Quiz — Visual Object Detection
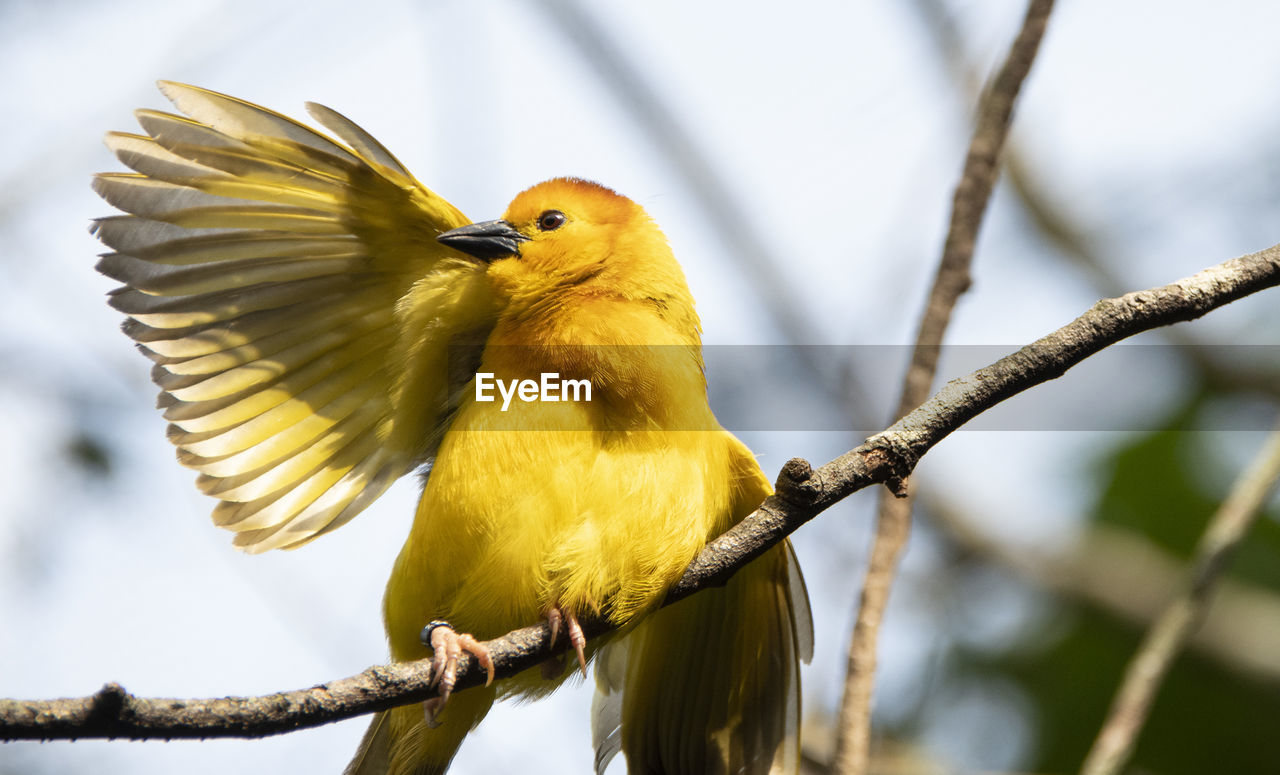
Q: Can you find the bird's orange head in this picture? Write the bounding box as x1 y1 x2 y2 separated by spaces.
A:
437 178 698 335
438 178 707 416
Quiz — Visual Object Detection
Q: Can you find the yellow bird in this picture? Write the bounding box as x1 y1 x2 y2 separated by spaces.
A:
94 82 811 774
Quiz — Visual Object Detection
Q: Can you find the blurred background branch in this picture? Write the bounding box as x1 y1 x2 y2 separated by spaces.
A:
907 0 1280 402
833 2 1057 773
1079 421 1280 775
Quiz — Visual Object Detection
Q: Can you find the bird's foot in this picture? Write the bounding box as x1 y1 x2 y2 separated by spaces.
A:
419 620 494 727
544 606 588 678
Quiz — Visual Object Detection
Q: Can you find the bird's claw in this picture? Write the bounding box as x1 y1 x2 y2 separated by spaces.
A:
418 620 495 725
544 607 588 678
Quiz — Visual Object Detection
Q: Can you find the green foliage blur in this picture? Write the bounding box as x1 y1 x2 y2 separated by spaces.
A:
929 390 1280 774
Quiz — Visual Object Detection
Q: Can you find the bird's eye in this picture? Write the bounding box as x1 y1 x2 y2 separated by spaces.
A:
536 210 567 231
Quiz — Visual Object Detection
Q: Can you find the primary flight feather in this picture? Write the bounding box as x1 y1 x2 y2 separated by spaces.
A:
95 81 811 774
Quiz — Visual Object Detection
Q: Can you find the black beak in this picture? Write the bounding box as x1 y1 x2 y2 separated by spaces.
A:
437 219 529 261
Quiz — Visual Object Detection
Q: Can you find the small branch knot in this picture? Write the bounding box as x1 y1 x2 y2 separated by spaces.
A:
861 435 917 497
89 682 128 724
775 457 820 507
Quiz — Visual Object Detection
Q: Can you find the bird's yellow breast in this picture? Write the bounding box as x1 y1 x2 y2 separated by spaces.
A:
382 298 738 680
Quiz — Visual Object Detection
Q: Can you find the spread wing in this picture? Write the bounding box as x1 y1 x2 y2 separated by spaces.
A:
94 81 494 552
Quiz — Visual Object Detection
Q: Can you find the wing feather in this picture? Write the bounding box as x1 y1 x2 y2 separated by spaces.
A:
95 82 495 550
149 307 382 375
156 323 387 401
103 131 226 182
195 387 382 501
168 360 383 461
306 102 412 177
97 251 366 296
128 289 379 358
209 428 376 530
134 110 358 190
175 403 377 479
232 458 402 551
157 81 363 168
92 216 235 255
105 130 359 209
114 233 361 268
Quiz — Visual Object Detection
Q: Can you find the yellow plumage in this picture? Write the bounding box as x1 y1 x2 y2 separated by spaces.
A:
96 82 811 774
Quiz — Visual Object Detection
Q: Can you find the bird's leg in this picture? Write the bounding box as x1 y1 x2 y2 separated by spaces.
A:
541 608 566 679
419 620 495 727
542 606 588 678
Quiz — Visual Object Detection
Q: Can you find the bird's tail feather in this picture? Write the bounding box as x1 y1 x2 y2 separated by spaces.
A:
593 540 811 774
345 686 497 775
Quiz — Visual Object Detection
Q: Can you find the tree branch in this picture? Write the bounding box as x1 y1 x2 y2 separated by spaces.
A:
1079 421 1280 775
832 1 1057 772
908 0 1280 402
3 240 1277 741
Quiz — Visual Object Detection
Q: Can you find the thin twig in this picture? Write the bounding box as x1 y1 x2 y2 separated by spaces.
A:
908 0 1280 401
1078 422 1280 775
2 241 1278 741
831 1 1057 772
